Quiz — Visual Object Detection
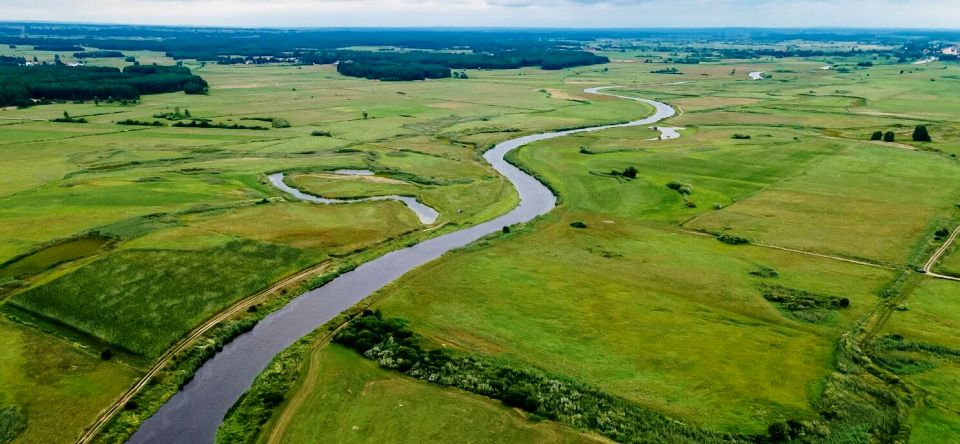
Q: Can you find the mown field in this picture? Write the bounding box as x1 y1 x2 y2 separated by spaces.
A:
247 51 960 443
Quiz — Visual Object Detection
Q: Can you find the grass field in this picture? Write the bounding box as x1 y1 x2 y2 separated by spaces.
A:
250 52 960 442
271 344 601 444
0 45 694 441
876 278 960 443
0 317 137 443
2 42 960 443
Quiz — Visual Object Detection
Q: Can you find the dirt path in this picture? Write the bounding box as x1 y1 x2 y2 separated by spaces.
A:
922 225 960 274
76 261 332 444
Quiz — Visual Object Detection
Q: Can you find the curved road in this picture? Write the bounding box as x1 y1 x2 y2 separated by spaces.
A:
125 87 676 444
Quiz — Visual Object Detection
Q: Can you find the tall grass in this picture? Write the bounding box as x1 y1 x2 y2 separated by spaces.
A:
9 240 312 357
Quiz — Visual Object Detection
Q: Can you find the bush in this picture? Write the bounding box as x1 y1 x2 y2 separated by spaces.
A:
622 166 638 179
870 130 883 140
666 180 683 190
311 130 332 137
678 184 693 195
883 131 895 142
758 283 850 323
569 221 588 229
731 134 751 140
717 233 749 245
749 266 780 278
912 125 931 142
100 348 113 360
0 405 27 443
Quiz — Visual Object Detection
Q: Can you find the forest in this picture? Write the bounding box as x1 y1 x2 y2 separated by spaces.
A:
0 64 207 107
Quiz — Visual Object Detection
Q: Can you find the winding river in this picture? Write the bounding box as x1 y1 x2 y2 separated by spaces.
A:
127 87 677 444
268 172 440 225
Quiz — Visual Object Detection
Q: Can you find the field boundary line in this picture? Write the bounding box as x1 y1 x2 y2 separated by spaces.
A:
675 228 896 270
76 261 333 444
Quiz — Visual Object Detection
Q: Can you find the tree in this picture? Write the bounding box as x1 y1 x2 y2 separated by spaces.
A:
362 110 369 119
912 125 932 142
883 131 895 142
870 130 883 140
622 166 638 179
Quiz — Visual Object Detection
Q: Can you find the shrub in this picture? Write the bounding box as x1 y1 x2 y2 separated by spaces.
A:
100 348 113 360
622 166 638 178
501 226 510 234
678 184 693 195
883 131 895 142
117 119 165 127
870 130 883 140
749 266 780 278
717 233 749 245
758 283 849 323
935 228 950 239
666 180 683 190
912 125 931 142
0 405 27 443
731 134 751 140
569 221 588 229
311 130 332 137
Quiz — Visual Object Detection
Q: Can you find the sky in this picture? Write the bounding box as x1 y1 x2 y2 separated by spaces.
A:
1 0 958 29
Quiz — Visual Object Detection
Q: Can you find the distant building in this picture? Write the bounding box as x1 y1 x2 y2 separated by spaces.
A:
943 46 960 56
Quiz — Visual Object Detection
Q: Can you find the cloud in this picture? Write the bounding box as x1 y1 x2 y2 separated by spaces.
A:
0 0 956 28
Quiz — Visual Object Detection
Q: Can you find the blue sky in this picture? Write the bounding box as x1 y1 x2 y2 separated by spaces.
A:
1 0 957 28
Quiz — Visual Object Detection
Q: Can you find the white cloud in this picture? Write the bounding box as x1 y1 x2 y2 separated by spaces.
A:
0 0 956 28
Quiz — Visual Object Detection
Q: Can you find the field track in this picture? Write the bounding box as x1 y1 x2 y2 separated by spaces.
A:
75 261 333 444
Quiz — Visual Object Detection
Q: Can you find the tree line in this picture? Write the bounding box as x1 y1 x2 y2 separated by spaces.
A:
0 64 207 108
328 49 609 81
73 50 126 59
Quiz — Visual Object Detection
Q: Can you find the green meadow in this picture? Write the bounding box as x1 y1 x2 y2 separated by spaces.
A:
270 344 602 444
248 52 960 443
2 40 960 443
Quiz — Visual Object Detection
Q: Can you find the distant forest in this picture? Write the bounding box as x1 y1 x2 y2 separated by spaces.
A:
0 65 207 107
1 24 956 83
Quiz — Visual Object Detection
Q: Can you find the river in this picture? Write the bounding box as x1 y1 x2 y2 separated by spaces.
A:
127 86 677 444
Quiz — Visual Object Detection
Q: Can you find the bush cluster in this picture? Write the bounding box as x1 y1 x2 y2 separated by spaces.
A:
172 120 268 130
759 283 849 323
717 233 749 245
117 119 165 127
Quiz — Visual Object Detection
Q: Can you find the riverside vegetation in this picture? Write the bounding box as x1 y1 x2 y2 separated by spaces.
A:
1 26 959 443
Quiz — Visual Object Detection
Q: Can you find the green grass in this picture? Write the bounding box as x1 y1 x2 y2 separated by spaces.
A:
879 279 960 443
375 214 892 433
0 235 111 279
688 144 960 265
8 239 313 357
2 46 960 442
0 318 136 444
241 54 960 441
273 344 600 444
